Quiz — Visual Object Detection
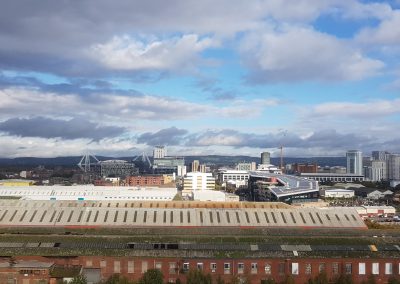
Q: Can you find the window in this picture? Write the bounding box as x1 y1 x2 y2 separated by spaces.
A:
372 263 379 275
155 262 162 270
251 263 258 274
210 263 217 272
224 263 231 274
265 264 271 275
128 261 134 274
385 263 393 275
168 263 177 274
183 263 189 272
86 260 92 267
238 263 244 274
305 263 312 275
197 263 204 271
345 263 352 275
332 263 339 275
291 263 299 275
142 261 148 273
319 263 326 273
114 261 121 273
359 263 366 275
278 263 285 275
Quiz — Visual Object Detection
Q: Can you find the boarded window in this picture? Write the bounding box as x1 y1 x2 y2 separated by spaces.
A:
305 263 312 275
128 261 134 273
114 261 121 273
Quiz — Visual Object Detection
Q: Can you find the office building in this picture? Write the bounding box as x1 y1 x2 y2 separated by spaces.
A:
236 162 256 171
153 146 166 159
218 170 250 188
387 154 400 181
261 152 271 165
346 150 363 175
183 172 215 191
372 151 387 161
153 156 185 175
191 160 200 172
364 160 386 182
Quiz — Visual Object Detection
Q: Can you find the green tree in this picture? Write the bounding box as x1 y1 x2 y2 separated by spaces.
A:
333 274 353 284
280 275 295 284
138 269 163 284
186 269 212 284
388 277 400 284
361 275 376 284
103 274 133 284
261 279 276 284
67 275 87 284
216 276 225 284
307 272 328 284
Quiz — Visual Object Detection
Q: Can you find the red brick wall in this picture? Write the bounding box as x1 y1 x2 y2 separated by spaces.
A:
126 175 164 186
4 256 400 284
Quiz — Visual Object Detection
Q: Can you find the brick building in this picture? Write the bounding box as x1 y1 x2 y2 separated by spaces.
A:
293 163 318 174
125 175 164 186
0 256 399 284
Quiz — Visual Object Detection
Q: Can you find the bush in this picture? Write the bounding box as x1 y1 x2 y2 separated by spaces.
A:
138 269 164 284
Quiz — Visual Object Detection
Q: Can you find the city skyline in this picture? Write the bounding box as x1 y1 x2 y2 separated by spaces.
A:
1 1 400 158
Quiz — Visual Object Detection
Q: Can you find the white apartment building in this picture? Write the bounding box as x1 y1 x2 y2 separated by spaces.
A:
183 172 215 191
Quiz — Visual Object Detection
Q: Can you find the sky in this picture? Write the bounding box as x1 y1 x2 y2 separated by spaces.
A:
0 0 399 158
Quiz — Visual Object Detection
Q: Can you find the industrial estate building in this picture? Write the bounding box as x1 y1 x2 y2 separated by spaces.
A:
0 185 177 201
0 200 366 229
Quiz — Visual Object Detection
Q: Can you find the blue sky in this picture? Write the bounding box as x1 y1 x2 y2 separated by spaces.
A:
0 0 399 158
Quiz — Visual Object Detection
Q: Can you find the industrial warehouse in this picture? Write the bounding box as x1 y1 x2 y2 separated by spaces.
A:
0 200 366 229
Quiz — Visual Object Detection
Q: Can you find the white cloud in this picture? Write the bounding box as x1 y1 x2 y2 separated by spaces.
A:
0 87 277 125
356 11 400 46
313 99 400 117
90 34 218 72
241 26 384 83
0 135 140 158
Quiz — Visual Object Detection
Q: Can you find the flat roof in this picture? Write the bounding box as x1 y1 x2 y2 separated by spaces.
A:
300 173 364 177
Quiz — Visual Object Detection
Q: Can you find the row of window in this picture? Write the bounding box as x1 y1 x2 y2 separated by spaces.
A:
84 259 400 276
180 262 399 276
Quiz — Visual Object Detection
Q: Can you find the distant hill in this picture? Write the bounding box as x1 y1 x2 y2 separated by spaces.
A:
0 155 346 168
